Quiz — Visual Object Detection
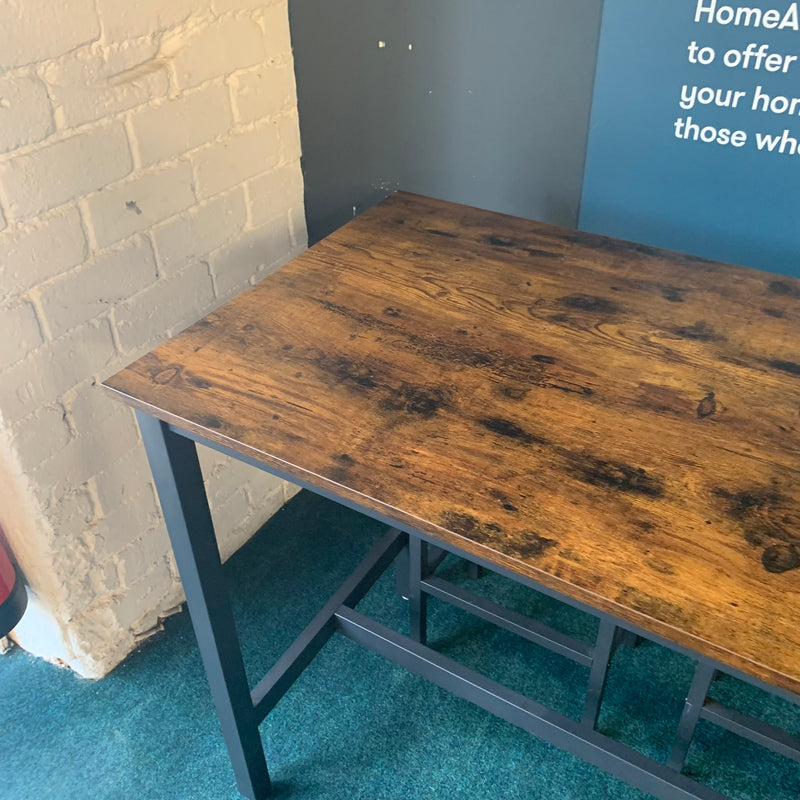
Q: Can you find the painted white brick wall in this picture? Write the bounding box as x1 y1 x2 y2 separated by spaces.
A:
0 0 307 677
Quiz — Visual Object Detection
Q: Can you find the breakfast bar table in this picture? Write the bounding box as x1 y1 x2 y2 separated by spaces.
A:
103 192 800 800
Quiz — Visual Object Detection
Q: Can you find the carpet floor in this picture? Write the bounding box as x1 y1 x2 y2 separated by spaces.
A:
1 490 799 800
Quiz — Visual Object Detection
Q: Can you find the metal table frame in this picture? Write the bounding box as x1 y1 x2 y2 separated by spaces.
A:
137 412 800 800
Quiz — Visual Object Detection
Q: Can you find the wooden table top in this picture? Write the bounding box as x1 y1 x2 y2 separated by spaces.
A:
104 192 800 696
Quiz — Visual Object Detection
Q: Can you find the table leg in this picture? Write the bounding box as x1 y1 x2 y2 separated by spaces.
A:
582 618 618 729
668 661 716 772
409 535 428 645
394 545 410 600
136 412 271 800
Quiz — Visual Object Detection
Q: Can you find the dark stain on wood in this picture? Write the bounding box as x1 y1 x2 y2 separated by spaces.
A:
153 366 181 384
769 280 800 298
560 294 621 315
189 376 212 389
762 544 800 574
489 488 519 513
768 359 800 376
383 307 402 317
426 228 458 238
662 286 686 303
201 415 223 429
314 354 377 389
477 417 546 446
499 385 529 401
697 392 717 419
713 485 800 572
550 383 594 397
515 531 558 558
381 383 450 419
335 453 356 466
674 321 721 342
565 453 665 498
524 248 563 259
440 511 502 541
763 307 785 318
440 511 556 560
488 236 516 248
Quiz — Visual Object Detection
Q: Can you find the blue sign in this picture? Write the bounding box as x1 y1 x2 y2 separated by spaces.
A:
580 0 800 276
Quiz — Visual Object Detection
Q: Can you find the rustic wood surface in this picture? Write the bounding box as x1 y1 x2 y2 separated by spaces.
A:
104 192 800 696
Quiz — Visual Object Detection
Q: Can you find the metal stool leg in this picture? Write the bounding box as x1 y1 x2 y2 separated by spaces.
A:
409 535 428 645
582 619 618 729
668 661 717 772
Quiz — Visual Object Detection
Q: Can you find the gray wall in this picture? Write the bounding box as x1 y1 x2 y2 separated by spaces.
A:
288 0 603 244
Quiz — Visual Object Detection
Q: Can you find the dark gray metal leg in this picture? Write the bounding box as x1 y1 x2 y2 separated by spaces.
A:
409 535 428 645
668 661 717 772
136 412 271 800
394 544 410 599
617 629 640 649
467 562 484 580
582 618 618 729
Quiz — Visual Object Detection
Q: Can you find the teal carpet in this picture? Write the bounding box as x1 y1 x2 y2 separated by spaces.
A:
2 491 799 800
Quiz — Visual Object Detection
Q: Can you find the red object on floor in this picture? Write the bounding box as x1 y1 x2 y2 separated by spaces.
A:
0 540 26 637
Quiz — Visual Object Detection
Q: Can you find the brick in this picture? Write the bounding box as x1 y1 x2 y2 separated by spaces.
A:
0 0 99 69
284 482 301 503
0 124 132 221
197 443 230 477
193 124 280 199
131 84 233 167
289 203 308 249
113 559 173 629
117 525 169 588
64 379 138 450
0 299 43 370
173 19 265 91
219 480 283 562
205 458 260 509
0 207 87 302
247 164 304 227
210 487 251 553
275 110 302 161
0 76 54 154
30 410 140 503
94 445 154 513
258 3 293 60
95 0 198 42
213 0 282 12
10 404 73 473
243 468 285 506
45 487 98 541
151 189 246 275
0 318 116 425
85 161 195 249
38 238 157 337
230 62 295 124
113 261 215 352
209 218 292 298
94 488 161 559
42 41 169 128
